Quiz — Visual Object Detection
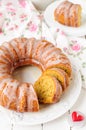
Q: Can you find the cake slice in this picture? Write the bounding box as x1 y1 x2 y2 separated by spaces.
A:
45 53 72 77
43 68 69 91
54 1 82 27
34 75 62 104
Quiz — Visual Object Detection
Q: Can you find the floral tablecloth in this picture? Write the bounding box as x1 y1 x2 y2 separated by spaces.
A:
0 0 42 43
0 0 86 87
0 1 86 129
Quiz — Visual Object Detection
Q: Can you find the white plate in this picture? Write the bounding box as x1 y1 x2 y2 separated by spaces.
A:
44 0 86 36
0 59 82 125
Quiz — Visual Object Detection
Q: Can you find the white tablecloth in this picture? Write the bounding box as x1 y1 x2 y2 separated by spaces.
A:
0 0 86 130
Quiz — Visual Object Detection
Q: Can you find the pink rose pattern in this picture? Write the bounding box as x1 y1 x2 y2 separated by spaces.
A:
60 31 66 36
6 7 16 13
20 13 28 22
0 13 3 17
0 0 40 36
19 0 27 8
71 43 81 52
6 2 13 7
62 39 86 76
27 22 37 32
63 40 82 56
29 24 37 32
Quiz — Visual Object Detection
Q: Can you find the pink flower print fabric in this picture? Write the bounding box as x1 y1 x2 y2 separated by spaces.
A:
19 0 27 8
71 43 81 52
27 22 37 32
0 0 41 44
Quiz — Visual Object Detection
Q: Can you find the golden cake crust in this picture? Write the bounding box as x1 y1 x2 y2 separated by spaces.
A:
0 37 72 112
54 1 82 27
43 68 69 91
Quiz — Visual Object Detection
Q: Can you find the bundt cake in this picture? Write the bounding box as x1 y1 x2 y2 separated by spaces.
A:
54 1 82 27
0 37 72 112
34 75 62 103
43 68 69 91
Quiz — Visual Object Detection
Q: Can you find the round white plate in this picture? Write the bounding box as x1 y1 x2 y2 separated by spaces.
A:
44 0 86 36
0 59 82 125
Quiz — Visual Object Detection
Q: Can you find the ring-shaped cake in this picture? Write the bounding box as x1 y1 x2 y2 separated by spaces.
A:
0 37 72 112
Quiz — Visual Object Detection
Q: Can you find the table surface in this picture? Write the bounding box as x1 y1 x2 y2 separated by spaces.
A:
0 0 86 130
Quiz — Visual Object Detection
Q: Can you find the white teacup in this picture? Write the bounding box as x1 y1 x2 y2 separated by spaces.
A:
29 0 54 10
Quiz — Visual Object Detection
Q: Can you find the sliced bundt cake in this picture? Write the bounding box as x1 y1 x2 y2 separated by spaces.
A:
45 53 71 77
43 68 69 91
54 1 82 27
34 75 62 104
0 37 72 112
